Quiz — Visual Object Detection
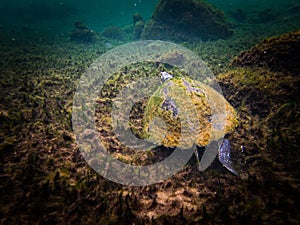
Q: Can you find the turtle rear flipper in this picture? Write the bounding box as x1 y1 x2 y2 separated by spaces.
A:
218 139 239 176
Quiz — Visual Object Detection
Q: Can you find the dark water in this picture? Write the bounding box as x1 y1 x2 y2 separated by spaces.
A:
0 0 157 33
0 0 299 35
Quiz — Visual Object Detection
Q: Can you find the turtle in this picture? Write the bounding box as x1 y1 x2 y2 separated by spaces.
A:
141 71 239 175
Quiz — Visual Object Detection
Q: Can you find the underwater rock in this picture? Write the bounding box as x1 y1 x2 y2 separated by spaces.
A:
101 26 126 41
133 13 144 26
218 65 300 170
141 0 233 42
74 21 89 30
69 21 98 43
231 30 300 75
133 13 145 39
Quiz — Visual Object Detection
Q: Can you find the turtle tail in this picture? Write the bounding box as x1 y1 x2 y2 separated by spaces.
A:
218 139 239 176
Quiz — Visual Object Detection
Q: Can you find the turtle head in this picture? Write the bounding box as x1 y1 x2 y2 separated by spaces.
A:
160 71 173 83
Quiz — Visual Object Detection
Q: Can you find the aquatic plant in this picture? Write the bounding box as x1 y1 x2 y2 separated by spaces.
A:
1 23 299 224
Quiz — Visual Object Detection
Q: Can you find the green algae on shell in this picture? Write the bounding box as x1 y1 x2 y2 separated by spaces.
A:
141 75 238 149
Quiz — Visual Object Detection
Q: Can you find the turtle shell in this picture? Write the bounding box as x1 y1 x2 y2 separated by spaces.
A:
142 77 238 149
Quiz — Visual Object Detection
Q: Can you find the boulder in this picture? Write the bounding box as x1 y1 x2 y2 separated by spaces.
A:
70 21 99 43
133 13 145 39
101 26 126 41
231 30 300 75
141 0 232 42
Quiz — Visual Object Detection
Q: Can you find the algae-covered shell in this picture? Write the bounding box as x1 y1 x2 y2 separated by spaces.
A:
142 75 238 149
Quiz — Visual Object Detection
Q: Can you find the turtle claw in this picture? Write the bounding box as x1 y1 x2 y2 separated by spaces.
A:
218 139 239 176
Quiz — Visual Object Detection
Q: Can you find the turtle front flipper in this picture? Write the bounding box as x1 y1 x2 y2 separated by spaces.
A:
218 139 238 176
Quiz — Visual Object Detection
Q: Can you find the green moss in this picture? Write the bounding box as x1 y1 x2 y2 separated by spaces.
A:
142 76 238 148
231 30 300 74
218 65 300 178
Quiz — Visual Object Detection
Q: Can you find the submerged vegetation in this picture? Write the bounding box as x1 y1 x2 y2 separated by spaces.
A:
0 0 299 224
